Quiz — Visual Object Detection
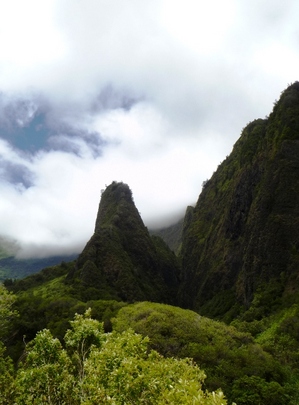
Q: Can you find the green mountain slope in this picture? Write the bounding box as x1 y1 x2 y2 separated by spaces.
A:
112 301 289 404
150 216 184 254
179 82 299 320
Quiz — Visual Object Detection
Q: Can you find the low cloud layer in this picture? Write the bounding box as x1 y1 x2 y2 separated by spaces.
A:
0 0 298 258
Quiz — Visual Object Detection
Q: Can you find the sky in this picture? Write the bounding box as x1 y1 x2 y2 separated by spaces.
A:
0 0 298 258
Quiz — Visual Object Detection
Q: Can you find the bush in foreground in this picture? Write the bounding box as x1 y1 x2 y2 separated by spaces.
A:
13 309 230 404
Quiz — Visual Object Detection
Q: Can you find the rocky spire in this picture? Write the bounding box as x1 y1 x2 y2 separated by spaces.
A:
67 181 180 303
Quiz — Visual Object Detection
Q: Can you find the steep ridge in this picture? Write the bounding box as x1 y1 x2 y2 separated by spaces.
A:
150 217 184 255
179 82 299 319
66 181 180 303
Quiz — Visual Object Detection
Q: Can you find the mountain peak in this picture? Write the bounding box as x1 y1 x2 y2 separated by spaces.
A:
67 181 180 303
94 181 137 232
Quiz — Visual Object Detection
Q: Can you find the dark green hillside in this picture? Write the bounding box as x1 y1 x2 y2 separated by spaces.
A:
66 181 180 303
150 216 184 254
179 82 299 320
112 302 289 404
6 263 128 361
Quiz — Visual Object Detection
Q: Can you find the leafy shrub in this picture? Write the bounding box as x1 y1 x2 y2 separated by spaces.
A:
14 309 230 404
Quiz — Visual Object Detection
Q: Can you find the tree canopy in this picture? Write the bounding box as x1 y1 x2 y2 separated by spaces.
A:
2 308 230 404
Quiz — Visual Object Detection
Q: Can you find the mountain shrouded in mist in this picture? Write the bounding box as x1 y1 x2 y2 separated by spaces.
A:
6 83 299 404
7 82 299 320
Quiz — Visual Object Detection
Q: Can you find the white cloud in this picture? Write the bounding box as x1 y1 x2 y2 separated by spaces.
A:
0 0 298 257
160 0 236 54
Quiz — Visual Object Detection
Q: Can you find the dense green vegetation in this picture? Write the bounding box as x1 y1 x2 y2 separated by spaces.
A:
112 302 291 404
3 268 299 404
5 267 127 362
2 284 298 404
179 82 299 319
0 294 229 404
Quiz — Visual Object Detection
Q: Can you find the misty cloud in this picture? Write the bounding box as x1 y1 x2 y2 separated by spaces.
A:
0 0 298 257
0 159 33 189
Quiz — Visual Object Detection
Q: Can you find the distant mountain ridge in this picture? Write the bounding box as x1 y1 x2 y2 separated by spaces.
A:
150 217 184 254
0 254 77 282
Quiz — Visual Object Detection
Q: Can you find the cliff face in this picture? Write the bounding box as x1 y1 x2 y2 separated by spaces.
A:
67 181 180 303
179 83 299 318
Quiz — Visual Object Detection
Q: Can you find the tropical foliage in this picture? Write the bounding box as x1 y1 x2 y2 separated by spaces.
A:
1 306 230 405
112 302 290 404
